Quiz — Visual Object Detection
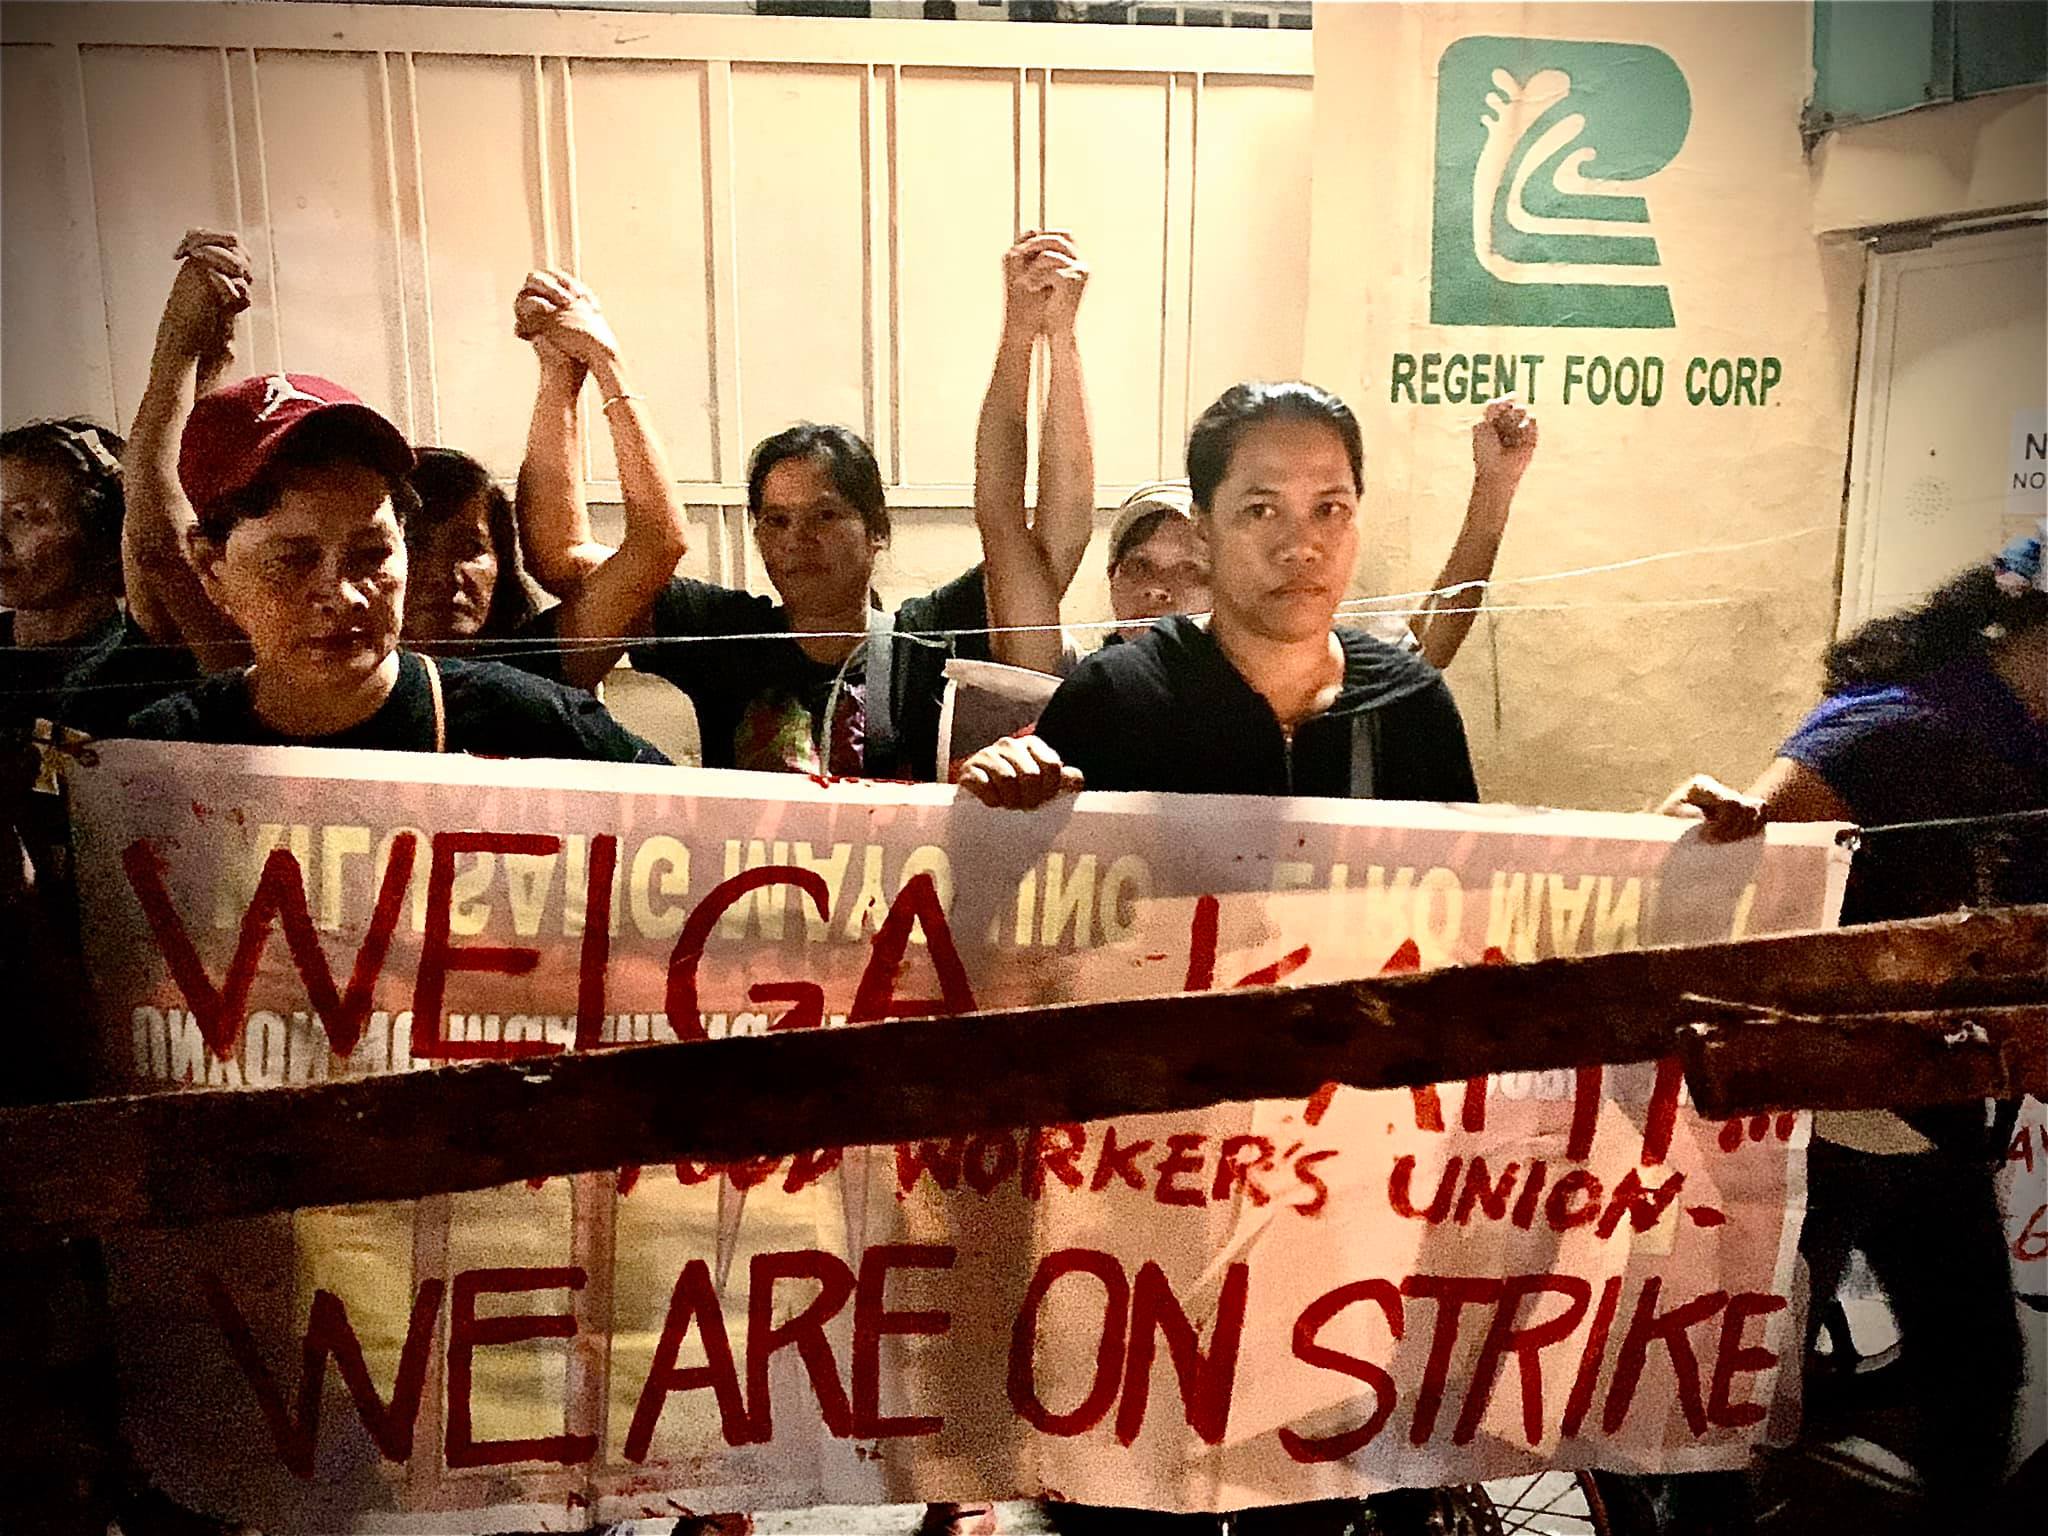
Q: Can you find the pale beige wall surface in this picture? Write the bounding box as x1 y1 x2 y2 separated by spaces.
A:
728 61 872 455
0 1 1310 601
1305 1 1877 813
895 66 1028 489
19 3 2030 798
1812 85 2048 234
1189 76 1314 414
256 49 418 429
568 57 721 484
1 41 116 419
2 1 1315 765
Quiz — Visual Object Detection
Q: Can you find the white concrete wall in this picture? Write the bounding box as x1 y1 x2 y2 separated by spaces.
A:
1303 1 2041 812
0 0 1312 628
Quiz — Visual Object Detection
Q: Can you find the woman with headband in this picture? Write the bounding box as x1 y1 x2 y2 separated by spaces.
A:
2 418 123 724
1 418 196 736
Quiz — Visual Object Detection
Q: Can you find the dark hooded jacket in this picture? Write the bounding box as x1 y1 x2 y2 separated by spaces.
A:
1035 613 1477 801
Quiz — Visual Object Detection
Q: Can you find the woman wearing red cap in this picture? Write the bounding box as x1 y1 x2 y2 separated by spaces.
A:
118 233 687 719
113 237 662 762
115 363 661 761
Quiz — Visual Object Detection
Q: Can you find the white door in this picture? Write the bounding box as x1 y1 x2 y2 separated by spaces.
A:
1840 222 2048 633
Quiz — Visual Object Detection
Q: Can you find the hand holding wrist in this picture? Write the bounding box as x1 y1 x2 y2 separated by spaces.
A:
590 357 630 401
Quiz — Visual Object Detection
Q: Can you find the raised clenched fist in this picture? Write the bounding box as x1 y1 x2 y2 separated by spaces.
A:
1472 396 1538 489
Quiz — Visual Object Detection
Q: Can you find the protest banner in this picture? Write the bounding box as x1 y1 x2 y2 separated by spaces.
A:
1999 1095 2048 1464
67 743 1847 1530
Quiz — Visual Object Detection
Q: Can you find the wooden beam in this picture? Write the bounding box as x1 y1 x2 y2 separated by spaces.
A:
3 905 2043 1246
1681 1001 2048 1119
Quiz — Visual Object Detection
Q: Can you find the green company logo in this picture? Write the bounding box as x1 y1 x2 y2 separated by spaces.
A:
1431 37 1692 328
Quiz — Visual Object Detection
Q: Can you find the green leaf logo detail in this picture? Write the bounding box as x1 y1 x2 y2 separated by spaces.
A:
1431 37 1692 328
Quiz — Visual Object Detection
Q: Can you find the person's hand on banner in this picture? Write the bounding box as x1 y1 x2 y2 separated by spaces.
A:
1472 395 1538 490
956 733 1082 809
1658 773 1768 841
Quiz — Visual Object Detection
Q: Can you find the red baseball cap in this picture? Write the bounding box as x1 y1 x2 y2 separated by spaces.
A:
178 373 414 517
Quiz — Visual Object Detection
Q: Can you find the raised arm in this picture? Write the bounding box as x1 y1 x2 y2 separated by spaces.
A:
122 231 251 668
1035 239 1095 598
1408 396 1537 670
975 233 1093 674
512 274 601 596
513 271 687 690
974 234 1056 671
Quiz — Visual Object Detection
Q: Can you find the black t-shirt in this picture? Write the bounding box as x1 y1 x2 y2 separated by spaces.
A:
53 615 201 737
1 609 107 735
627 569 992 781
120 649 666 763
3 611 199 739
1035 614 1478 802
411 603 577 686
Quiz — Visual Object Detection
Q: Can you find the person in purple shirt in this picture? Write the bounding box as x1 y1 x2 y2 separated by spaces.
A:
1667 524 2046 842
1666 523 2046 1526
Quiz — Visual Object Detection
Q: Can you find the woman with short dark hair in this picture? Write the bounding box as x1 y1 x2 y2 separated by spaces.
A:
957 380 1479 1536
2 410 204 740
516 234 1096 782
1 418 133 731
1094 393 1535 666
961 379 1476 812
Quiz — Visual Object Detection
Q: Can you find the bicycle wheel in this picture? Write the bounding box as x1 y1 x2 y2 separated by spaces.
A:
1462 1471 1622 1534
